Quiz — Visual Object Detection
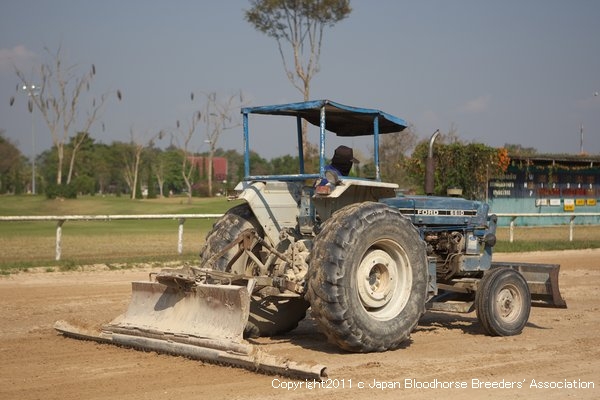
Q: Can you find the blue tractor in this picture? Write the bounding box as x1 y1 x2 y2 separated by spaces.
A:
201 100 565 351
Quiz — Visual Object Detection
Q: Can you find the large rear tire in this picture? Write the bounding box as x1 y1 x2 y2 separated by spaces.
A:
307 202 428 352
245 297 309 338
200 203 308 337
199 203 261 274
476 267 531 336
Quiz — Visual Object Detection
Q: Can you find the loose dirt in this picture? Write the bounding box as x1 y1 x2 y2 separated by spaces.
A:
1 250 598 400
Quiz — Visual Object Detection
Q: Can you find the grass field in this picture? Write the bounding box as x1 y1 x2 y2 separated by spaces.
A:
1 194 599 273
0 195 238 273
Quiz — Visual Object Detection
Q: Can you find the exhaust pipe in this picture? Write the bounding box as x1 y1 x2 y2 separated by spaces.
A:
425 129 440 195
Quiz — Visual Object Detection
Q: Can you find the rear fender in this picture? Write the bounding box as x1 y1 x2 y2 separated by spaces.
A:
313 178 398 221
235 181 303 245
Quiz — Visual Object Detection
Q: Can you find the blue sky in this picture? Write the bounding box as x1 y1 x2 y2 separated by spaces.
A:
1 0 599 160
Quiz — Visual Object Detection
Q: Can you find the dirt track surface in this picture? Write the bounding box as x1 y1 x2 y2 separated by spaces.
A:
1 250 598 400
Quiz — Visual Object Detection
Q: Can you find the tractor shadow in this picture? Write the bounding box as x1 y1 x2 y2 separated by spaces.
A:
416 310 551 335
250 310 550 355
416 311 483 335
250 311 414 355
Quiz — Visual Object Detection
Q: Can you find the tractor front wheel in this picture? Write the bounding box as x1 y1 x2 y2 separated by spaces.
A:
476 267 531 336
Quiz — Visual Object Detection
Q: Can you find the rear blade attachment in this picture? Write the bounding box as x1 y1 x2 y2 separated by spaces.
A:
55 276 327 381
109 280 250 342
492 261 567 308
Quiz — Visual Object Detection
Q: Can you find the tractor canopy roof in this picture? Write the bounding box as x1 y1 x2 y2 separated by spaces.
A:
241 99 407 136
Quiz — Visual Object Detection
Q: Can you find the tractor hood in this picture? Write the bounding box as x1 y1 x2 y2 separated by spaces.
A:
242 99 407 137
380 195 490 227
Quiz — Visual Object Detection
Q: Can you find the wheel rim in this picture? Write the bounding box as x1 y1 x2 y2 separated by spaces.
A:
495 284 523 323
356 239 412 320
228 230 261 275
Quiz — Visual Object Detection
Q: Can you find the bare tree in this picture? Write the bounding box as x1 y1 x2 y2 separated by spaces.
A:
173 106 202 204
245 0 352 152
65 91 120 185
202 92 244 197
122 129 163 200
11 45 120 185
379 124 417 187
171 92 244 201
153 150 167 198
122 129 144 200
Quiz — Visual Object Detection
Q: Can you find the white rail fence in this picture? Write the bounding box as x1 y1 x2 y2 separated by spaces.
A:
1 212 599 261
495 212 600 243
0 214 223 261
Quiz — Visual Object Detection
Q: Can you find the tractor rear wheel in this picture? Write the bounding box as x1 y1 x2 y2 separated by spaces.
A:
476 267 531 336
200 203 308 337
199 203 262 274
244 297 309 338
307 202 428 352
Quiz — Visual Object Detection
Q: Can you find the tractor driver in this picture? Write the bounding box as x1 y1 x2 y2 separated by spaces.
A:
327 145 358 176
317 145 359 188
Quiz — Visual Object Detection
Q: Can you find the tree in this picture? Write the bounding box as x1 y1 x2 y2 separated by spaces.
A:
11 45 120 186
248 151 272 176
93 143 122 195
406 133 509 200
271 154 300 174
0 130 25 194
144 146 165 198
174 107 202 204
171 92 243 200
245 0 352 153
504 143 538 157
202 92 244 197
151 148 166 198
158 146 186 196
378 125 417 187
218 148 245 189
120 129 164 200
126 133 144 200
65 132 97 195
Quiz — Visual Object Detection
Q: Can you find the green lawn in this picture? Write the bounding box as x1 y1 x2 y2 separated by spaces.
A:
0 194 236 216
0 194 238 273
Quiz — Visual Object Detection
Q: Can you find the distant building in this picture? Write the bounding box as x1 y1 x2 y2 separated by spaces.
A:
188 156 228 181
488 155 600 226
